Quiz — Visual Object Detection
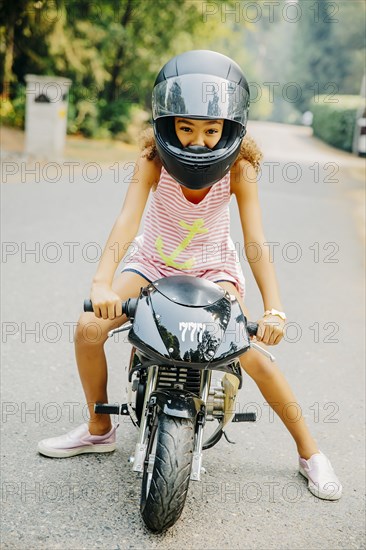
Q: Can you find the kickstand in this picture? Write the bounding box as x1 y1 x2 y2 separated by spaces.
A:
223 430 236 445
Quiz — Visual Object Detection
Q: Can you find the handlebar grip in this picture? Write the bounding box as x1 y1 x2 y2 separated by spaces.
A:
247 321 258 337
84 299 93 312
83 299 135 317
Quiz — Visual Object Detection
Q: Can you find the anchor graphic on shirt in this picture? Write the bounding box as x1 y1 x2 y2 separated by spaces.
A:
155 218 208 269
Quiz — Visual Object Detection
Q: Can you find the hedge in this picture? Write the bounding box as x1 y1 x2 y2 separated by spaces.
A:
311 95 365 152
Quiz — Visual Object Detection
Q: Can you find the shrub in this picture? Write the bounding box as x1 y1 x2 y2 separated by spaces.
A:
0 85 26 128
2 84 133 139
311 95 364 152
98 98 132 136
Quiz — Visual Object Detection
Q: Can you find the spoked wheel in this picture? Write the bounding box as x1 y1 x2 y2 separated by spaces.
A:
140 411 195 532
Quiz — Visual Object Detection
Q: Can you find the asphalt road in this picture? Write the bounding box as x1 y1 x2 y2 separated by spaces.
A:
1 122 365 549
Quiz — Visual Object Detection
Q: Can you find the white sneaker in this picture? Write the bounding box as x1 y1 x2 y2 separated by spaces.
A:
37 423 118 458
299 451 342 500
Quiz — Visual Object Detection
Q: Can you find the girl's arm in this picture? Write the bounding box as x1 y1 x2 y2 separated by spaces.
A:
231 160 285 345
90 155 160 319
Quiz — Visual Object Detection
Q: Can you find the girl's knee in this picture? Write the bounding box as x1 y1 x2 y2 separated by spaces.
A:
240 350 277 382
74 313 109 346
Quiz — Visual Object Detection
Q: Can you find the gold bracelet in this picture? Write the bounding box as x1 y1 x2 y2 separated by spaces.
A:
263 309 286 321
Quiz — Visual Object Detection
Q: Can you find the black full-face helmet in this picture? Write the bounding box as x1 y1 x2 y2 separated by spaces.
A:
152 50 250 189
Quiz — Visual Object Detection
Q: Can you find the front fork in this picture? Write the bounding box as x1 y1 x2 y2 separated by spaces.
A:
191 369 211 481
132 365 159 473
131 365 211 482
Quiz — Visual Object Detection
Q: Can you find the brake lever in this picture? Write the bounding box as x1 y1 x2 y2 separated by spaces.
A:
250 341 276 362
108 323 133 338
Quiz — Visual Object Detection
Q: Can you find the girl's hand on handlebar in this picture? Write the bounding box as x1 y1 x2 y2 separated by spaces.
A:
90 283 123 320
255 315 285 346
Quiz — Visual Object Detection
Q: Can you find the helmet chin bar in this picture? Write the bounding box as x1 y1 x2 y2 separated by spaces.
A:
155 128 244 190
182 145 212 154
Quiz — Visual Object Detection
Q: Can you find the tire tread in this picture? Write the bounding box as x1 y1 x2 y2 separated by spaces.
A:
141 413 194 532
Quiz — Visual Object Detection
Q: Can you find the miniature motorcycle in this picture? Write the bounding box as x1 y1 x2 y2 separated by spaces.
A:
84 275 275 532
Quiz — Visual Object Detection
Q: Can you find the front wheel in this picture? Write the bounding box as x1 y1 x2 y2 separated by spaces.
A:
140 411 194 532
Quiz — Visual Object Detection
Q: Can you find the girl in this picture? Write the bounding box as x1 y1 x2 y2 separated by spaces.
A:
38 50 342 501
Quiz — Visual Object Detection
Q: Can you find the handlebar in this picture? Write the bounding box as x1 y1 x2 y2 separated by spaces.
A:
84 299 258 336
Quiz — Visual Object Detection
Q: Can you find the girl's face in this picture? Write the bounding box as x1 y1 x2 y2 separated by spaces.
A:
174 117 224 149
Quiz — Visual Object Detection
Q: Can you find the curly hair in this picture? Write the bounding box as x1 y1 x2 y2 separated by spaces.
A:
139 126 263 176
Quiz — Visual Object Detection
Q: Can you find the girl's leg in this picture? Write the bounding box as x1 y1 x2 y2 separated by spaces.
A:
74 271 150 435
216 282 319 459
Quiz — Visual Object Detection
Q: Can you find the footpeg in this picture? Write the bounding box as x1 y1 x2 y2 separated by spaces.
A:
94 403 129 415
232 412 256 422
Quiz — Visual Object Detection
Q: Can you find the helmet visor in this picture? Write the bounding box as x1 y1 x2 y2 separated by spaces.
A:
152 74 249 126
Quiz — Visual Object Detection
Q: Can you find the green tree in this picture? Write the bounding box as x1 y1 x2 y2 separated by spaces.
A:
1 0 233 136
290 0 365 112
0 0 63 98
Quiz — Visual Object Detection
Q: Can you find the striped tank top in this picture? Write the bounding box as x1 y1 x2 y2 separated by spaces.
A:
122 166 246 298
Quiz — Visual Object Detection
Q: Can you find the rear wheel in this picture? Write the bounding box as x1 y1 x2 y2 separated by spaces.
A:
140 411 194 532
